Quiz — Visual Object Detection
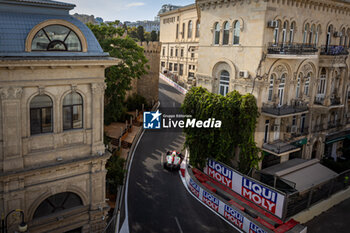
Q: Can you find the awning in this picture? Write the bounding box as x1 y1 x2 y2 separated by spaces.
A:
326 136 345 144
262 159 338 194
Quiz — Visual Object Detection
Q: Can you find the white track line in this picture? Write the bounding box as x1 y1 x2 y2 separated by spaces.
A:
121 130 145 233
174 216 184 233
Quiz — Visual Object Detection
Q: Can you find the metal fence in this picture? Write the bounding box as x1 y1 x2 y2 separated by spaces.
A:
285 169 350 218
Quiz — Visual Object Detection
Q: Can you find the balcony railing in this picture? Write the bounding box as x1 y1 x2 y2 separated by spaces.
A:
286 126 309 137
267 42 318 55
320 45 349 56
314 96 325 105
330 96 341 106
262 102 308 116
328 119 342 129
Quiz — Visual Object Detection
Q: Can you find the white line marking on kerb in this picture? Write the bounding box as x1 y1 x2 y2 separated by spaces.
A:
174 216 184 233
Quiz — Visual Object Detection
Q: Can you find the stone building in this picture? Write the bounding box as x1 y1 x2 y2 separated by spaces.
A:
159 4 200 89
161 0 350 168
0 0 118 232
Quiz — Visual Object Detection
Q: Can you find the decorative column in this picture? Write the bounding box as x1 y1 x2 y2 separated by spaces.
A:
90 83 106 155
0 87 23 172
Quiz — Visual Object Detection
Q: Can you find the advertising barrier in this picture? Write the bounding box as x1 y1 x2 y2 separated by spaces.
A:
204 158 286 219
159 73 188 95
185 169 270 233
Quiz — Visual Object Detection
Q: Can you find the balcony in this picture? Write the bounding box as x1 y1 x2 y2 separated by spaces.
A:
267 42 318 59
262 139 304 156
320 45 349 56
286 125 309 138
330 96 341 106
261 102 308 117
314 95 342 108
328 119 342 130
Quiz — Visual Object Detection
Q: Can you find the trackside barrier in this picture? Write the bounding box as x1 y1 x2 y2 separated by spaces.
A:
184 166 307 233
159 73 188 95
204 158 287 220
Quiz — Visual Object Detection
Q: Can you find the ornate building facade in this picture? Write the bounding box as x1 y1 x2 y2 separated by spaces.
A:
0 0 118 232
161 0 350 168
159 4 200 88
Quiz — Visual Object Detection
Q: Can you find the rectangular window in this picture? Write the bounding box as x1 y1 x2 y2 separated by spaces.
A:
162 47 165 56
30 107 53 135
264 120 270 143
174 63 178 72
175 49 178 57
169 63 173 71
181 49 184 57
193 65 195 70
191 52 195 58
170 48 173 57
176 24 179 39
161 62 165 67
189 65 191 70
179 64 183 75
292 116 296 126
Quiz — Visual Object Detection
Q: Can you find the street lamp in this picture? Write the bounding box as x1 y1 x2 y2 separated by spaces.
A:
1 209 27 233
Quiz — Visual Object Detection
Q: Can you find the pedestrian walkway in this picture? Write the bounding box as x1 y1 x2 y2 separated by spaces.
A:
305 198 350 233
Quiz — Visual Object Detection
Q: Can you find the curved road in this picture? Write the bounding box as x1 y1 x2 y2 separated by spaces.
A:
127 79 238 233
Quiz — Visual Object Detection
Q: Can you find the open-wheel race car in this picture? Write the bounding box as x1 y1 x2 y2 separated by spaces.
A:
163 150 184 171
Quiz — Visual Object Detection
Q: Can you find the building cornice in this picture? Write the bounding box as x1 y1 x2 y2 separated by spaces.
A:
196 0 350 15
159 4 197 17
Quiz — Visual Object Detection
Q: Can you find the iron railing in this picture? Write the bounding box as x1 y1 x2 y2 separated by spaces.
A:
262 103 308 116
267 42 318 55
320 45 349 56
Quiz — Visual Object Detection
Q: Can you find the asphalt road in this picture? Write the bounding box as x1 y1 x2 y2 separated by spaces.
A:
127 79 237 233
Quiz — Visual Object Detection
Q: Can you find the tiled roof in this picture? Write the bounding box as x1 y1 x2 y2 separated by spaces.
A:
0 12 105 57
3 0 75 8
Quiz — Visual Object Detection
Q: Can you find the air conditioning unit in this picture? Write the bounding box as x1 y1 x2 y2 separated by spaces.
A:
333 31 342 37
291 125 298 134
267 20 278 28
239 70 249 78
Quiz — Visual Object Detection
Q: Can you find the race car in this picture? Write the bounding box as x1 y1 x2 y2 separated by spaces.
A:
163 150 184 171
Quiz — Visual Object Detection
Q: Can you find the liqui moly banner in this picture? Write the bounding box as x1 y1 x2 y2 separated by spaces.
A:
205 159 286 219
185 168 270 233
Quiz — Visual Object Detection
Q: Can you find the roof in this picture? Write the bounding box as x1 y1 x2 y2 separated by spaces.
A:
0 0 75 9
0 10 106 57
262 159 338 193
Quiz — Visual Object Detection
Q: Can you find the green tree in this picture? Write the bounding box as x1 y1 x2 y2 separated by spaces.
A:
87 21 149 124
151 30 158 41
127 26 139 41
144 31 151 42
182 87 261 174
137 25 145 41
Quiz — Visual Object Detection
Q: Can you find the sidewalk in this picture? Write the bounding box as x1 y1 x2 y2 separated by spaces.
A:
305 198 350 233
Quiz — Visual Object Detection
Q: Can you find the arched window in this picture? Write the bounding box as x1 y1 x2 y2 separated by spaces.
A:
282 21 288 44
182 23 185 39
222 21 230 45
188 21 193 39
326 25 333 47
195 20 200 38
303 23 309 44
304 73 311 96
309 24 315 44
318 68 327 95
63 92 83 130
30 95 53 135
268 74 275 101
340 28 346 46
278 74 286 106
214 22 220 45
176 24 179 39
273 20 280 44
219 70 230 96
289 22 295 43
33 192 83 219
315 25 320 45
296 73 301 98
31 25 82 51
345 28 350 47
233 21 240 45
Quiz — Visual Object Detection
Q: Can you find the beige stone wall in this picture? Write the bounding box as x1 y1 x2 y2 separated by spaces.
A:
194 0 350 167
127 41 160 105
0 59 116 232
159 4 199 88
